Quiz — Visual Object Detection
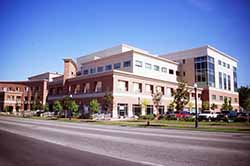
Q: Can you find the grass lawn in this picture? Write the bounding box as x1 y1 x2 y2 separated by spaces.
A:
1 114 250 133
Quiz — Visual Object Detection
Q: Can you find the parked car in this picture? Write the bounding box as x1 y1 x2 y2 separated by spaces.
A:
198 111 219 121
175 111 191 119
221 111 237 118
236 112 250 122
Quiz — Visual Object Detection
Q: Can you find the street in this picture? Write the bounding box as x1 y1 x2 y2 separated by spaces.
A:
0 116 250 166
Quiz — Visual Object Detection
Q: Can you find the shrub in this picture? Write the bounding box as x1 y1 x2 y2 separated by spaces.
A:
139 114 155 120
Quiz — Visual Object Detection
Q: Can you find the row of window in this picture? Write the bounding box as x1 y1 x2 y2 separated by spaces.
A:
219 72 231 91
134 60 175 75
81 60 132 75
117 80 174 96
117 80 202 99
211 95 238 103
218 60 230 69
49 81 103 95
0 86 41 92
6 95 21 101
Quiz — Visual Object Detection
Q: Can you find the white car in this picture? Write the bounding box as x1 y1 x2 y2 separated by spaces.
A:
199 112 219 121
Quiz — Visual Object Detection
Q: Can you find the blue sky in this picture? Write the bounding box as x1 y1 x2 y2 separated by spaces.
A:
0 0 249 86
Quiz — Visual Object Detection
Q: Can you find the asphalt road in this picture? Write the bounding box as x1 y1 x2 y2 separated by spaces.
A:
0 116 250 166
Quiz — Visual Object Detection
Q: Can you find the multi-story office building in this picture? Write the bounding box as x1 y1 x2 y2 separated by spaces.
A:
1 44 238 117
160 45 239 112
47 44 202 118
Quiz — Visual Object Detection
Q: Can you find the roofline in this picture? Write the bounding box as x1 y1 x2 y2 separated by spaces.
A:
63 58 77 69
28 72 62 79
206 45 238 62
78 49 178 67
131 50 178 65
161 45 238 62
0 79 47 84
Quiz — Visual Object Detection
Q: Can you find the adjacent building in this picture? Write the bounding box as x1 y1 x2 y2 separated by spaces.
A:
0 72 61 112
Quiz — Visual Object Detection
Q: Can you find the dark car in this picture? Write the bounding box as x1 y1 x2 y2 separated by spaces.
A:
236 113 250 122
221 111 237 118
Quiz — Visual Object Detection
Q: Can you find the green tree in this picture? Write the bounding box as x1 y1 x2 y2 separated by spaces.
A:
187 101 194 112
168 101 176 112
172 81 190 112
53 100 63 114
141 99 150 109
43 103 49 112
62 96 79 119
140 98 151 126
152 91 163 119
68 100 79 116
238 86 250 111
89 99 100 114
202 101 210 111
103 93 113 113
31 100 42 111
221 98 229 111
210 103 218 111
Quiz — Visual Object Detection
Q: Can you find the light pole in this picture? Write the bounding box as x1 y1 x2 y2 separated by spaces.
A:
194 83 198 128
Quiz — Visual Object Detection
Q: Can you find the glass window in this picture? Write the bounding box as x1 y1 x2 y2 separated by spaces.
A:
118 80 128 91
132 104 142 117
223 73 227 90
227 64 230 69
161 67 167 73
83 69 89 75
135 60 143 67
145 63 152 69
114 63 121 69
169 69 174 74
146 105 153 115
182 59 185 64
95 81 102 92
97 66 103 72
123 60 131 68
212 95 216 100
233 67 237 92
105 64 112 71
219 72 223 89
194 56 215 87
154 65 160 71
90 68 96 74
223 62 226 67
220 96 223 101
117 103 128 117
218 60 222 65
145 84 153 94
228 75 231 91
133 82 142 93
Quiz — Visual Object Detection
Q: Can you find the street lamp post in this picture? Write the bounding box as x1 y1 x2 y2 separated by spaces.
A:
194 83 198 128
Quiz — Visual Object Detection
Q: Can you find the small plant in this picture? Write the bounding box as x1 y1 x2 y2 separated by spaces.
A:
89 99 100 114
202 101 210 111
43 103 49 112
53 100 63 115
210 103 218 111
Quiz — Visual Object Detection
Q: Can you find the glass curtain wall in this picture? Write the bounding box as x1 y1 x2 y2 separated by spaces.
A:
194 56 215 87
